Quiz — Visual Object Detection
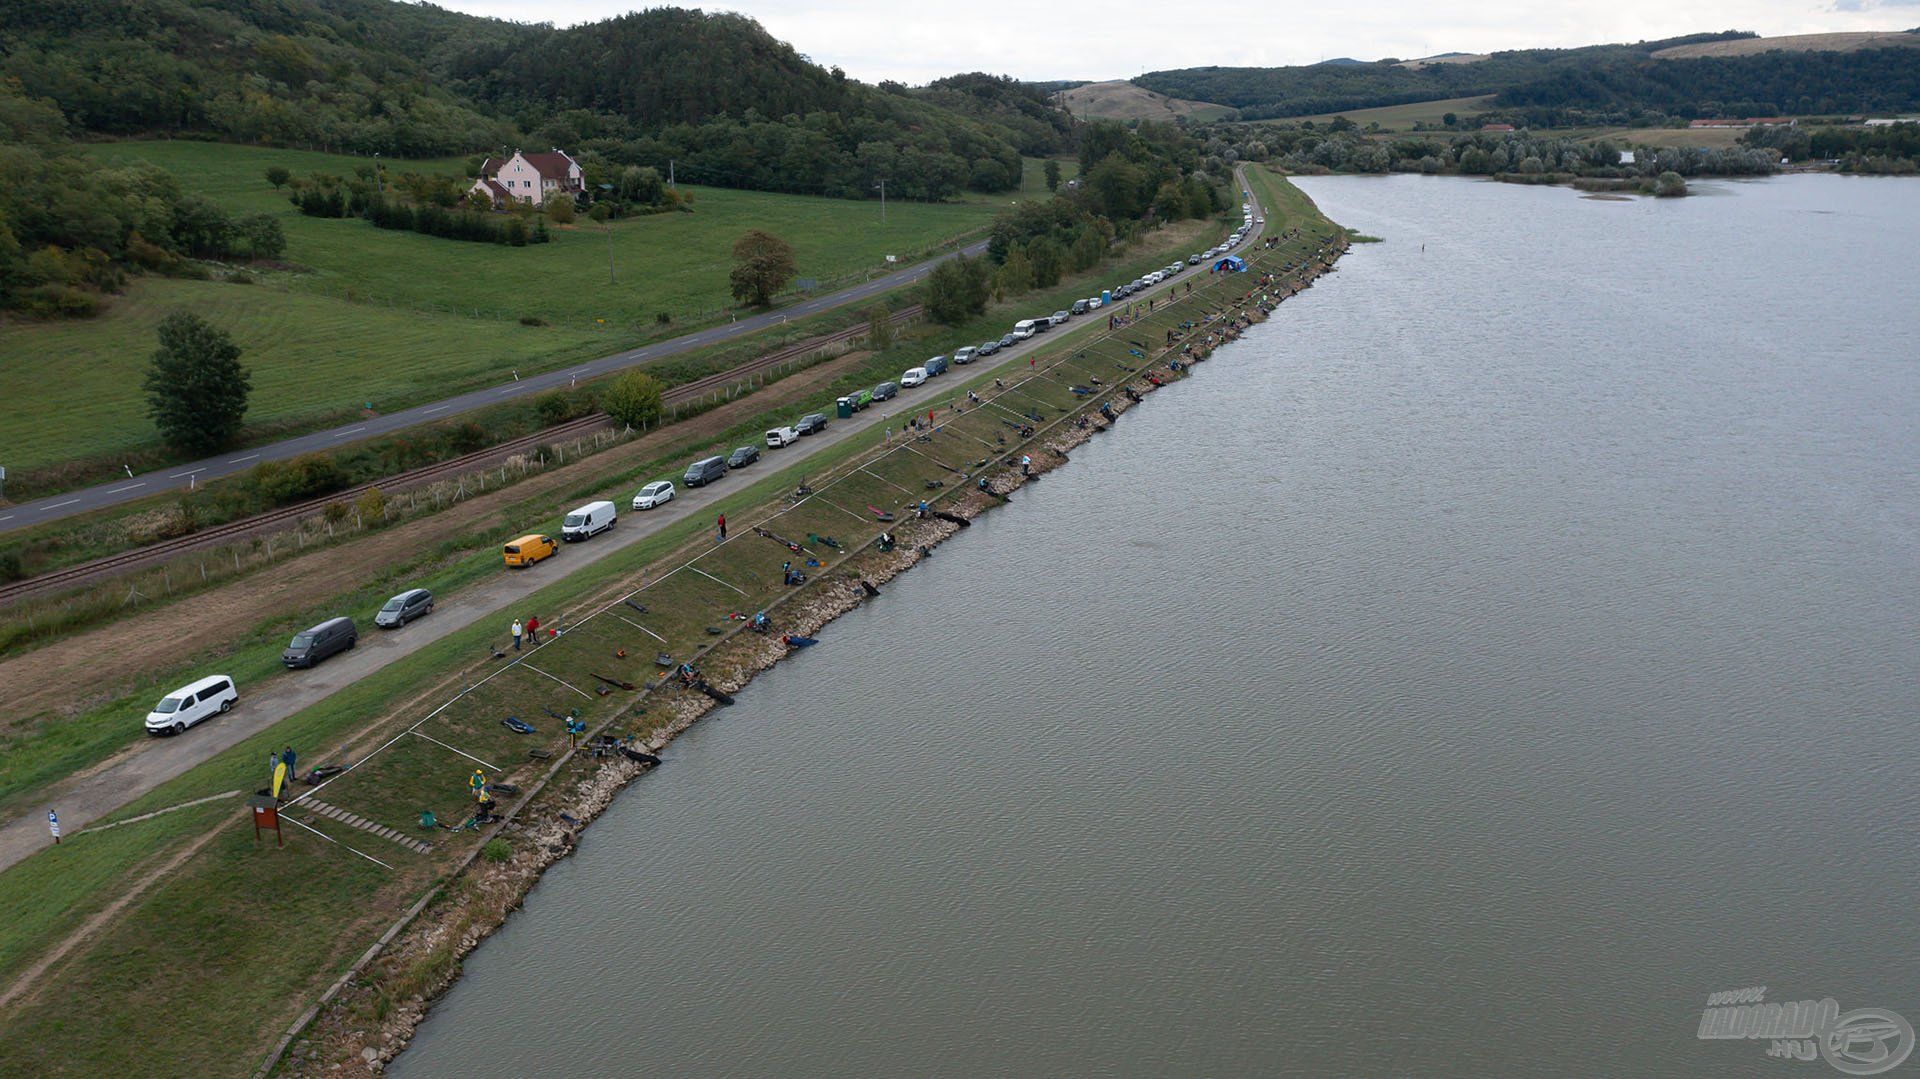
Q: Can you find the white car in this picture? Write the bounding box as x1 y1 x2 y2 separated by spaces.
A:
1088 296 1104 309
632 480 675 510
900 367 928 387
145 675 237 736
765 425 798 448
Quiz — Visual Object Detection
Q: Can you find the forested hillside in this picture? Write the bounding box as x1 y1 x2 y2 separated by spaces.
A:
0 1 1066 198
1135 31 1920 121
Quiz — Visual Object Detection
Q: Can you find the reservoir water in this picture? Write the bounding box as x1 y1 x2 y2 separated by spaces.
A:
394 175 1920 1077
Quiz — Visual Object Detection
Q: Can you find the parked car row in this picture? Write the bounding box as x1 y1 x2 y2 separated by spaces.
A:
151 583 440 734
149 240 1244 740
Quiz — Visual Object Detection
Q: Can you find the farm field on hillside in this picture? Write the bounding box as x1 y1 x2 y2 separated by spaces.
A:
80 141 1006 329
1281 94 1496 130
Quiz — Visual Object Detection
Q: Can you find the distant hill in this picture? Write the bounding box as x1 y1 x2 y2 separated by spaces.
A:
1054 81 1235 123
1317 58 1368 67
1652 30 1920 60
1134 30 1920 122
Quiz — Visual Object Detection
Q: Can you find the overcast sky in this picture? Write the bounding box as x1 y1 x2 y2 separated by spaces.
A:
432 1 1919 84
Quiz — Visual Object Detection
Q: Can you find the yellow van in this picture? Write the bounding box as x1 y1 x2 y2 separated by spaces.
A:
503 534 557 568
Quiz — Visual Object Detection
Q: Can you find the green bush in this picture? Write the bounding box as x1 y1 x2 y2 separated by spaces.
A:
252 452 347 505
482 838 511 863
0 551 23 582
535 390 573 426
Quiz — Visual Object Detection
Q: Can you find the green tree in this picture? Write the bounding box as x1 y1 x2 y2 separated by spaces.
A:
145 312 250 453
265 166 291 190
546 196 575 224
1026 237 1063 288
996 245 1034 295
601 370 665 429
923 259 974 325
240 214 285 259
1043 159 1062 191
728 229 797 307
1654 171 1688 197
866 303 894 348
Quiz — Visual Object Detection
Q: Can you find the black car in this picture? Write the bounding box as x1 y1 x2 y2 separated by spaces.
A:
796 413 829 435
873 381 899 401
727 445 760 468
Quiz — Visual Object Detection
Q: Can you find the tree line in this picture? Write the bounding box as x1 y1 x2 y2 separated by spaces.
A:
3 0 1059 202
1133 33 1920 125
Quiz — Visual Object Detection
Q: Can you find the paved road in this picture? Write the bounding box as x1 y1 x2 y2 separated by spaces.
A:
0 240 989 534
0 171 1269 873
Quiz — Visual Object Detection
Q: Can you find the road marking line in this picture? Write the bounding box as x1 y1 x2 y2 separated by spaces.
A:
229 453 259 463
168 468 207 478
44 499 80 509
106 483 146 494
517 661 594 700
410 730 502 771
334 426 366 438
423 405 449 414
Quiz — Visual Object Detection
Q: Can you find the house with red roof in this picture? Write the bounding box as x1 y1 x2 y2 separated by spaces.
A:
470 149 584 209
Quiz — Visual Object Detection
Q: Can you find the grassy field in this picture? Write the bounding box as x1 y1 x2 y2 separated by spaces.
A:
0 141 1025 476
1055 81 1237 123
0 195 1345 1073
0 278 608 470
79 141 1011 327
1279 94 1497 131
1580 126 1751 149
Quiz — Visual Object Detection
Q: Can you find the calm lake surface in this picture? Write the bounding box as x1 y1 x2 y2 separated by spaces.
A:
395 175 1920 1077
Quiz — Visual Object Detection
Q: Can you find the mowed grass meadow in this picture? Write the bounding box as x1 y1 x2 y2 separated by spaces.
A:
0 141 1043 471
1281 94 1497 131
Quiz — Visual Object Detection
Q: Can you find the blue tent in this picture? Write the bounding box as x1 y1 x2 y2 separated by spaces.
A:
1212 255 1247 273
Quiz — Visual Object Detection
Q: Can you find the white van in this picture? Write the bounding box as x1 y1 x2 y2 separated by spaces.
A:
562 500 617 542
1011 319 1040 340
766 426 798 448
146 675 237 736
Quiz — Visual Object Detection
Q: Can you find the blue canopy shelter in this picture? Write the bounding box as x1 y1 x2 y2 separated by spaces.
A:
1212 255 1247 273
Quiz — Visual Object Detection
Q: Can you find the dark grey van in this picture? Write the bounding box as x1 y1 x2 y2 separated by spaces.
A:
872 381 899 401
284 616 356 669
683 455 728 487
923 355 949 377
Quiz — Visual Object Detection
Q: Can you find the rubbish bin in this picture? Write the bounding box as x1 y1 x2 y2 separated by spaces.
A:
835 397 853 419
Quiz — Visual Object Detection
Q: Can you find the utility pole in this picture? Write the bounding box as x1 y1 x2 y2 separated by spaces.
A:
668 159 675 189
605 221 616 284
374 152 383 195
875 179 886 224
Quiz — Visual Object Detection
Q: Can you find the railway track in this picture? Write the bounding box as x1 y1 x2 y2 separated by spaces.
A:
0 306 922 607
